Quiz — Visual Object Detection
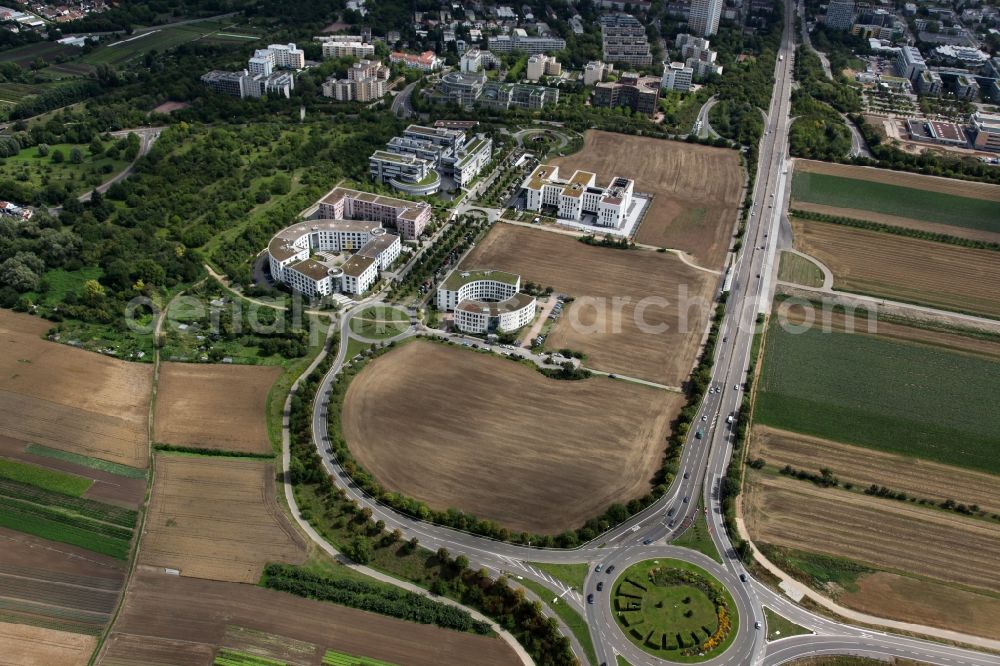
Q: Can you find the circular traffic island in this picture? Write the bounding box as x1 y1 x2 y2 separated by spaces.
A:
612 559 739 662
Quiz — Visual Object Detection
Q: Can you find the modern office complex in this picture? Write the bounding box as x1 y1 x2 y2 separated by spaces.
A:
600 15 653 66
522 164 635 228
593 72 662 114
440 71 488 106
436 269 537 333
201 69 295 99
689 0 723 36
321 59 389 101
267 218 400 297
662 61 694 91
489 29 566 54
825 0 856 30
895 46 926 82
970 110 1000 151
317 187 432 240
479 81 559 110
369 125 493 195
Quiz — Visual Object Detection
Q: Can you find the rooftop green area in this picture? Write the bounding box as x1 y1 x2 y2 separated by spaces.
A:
456 137 488 167
791 171 1000 233
442 268 519 290
755 319 1000 474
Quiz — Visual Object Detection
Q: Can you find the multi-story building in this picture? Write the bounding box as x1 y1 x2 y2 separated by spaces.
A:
600 15 652 66
584 60 613 85
526 54 561 80
436 269 537 333
390 50 441 71
687 58 722 78
440 71 488 106
593 73 662 114
522 164 635 228
825 0 856 30
201 70 255 98
675 33 722 78
970 111 1000 151
917 69 943 96
661 61 694 91
317 187 432 240
258 43 305 70
954 74 980 101
460 48 499 72
479 81 559 109
370 125 493 194
852 11 901 40
321 59 389 101
689 0 723 36
489 29 566 54
895 45 926 82
267 219 400 297
322 40 375 58
248 51 274 77
369 150 439 195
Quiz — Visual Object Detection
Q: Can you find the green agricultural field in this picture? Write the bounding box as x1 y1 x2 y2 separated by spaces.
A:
791 171 1000 233
0 477 136 559
755 321 1000 474
214 649 287 666
612 559 738 662
0 458 92 496
82 21 256 67
0 140 130 198
777 251 824 288
322 650 397 666
25 444 145 479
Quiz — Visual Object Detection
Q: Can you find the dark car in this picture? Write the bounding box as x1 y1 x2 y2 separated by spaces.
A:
683 472 690 479
597 582 604 591
642 538 653 545
740 573 748 582
667 507 676 517
587 593 594 604
605 565 615 574
683 496 690 503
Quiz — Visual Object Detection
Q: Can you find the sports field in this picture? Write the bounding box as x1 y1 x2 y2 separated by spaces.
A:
755 319 1000 474
552 130 742 269
99 569 520 666
461 224 715 385
791 218 1000 318
341 341 681 534
791 160 1000 239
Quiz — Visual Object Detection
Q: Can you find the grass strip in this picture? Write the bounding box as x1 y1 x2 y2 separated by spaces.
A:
0 458 92 496
519 578 598 666
25 444 146 479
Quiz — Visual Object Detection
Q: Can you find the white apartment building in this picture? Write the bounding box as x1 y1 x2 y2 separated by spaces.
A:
488 30 566 54
662 61 694 91
584 60 613 85
321 59 388 101
436 269 537 333
522 164 634 228
689 0 723 36
267 43 305 69
460 48 499 72
267 220 401 297
322 40 375 58
526 54 561 81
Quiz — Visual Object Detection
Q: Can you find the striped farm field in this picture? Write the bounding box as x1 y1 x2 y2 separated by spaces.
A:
324 649 397 666
0 458 92 496
790 217 1000 318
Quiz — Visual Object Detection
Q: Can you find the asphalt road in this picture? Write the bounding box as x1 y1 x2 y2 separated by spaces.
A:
301 0 1000 661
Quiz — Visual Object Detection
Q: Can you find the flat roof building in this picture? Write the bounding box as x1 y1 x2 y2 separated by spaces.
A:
522 164 635 228
437 269 537 333
317 187 433 240
970 111 1000 152
594 72 662 113
600 15 652 66
689 0 723 36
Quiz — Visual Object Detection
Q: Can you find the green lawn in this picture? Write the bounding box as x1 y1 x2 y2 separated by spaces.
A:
758 544 871 594
349 305 410 340
0 458 92 496
529 562 589 591
612 559 739 662
25 443 146 479
671 504 722 564
777 251 824 288
0 140 129 197
791 171 1000 233
31 266 103 306
763 606 811 641
518 577 597 666
755 320 1000 474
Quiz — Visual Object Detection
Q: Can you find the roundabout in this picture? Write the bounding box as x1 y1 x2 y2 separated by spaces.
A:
611 558 739 662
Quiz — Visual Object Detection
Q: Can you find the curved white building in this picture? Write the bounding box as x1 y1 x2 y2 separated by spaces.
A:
436 269 537 333
268 219 400 297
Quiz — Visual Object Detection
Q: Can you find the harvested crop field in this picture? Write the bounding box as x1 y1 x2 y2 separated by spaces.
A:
462 224 715 385
0 309 152 468
553 130 742 269
751 426 1000 514
100 568 520 666
0 526 125 636
791 218 1000 318
744 472 1000 594
0 624 95 666
139 455 305 583
342 341 681 534
154 363 281 455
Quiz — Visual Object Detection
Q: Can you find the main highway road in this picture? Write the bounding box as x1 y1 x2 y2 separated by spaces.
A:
301 0 1000 661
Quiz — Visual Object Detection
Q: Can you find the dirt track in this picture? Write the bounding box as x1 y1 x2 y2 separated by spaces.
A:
100 569 521 666
0 309 152 468
553 130 742 269
342 341 680 534
154 362 281 454
139 455 305 583
791 218 1000 318
463 224 715 385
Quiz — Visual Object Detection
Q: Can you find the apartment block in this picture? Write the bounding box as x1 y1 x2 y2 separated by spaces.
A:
317 187 432 240
662 61 694 91
600 15 652 66
689 0 723 36
825 0 855 30
322 40 375 58
584 60 614 85
321 59 389 101
460 48 500 72
489 29 567 54
526 54 561 81
390 50 441 71
260 43 304 70
593 72 662 114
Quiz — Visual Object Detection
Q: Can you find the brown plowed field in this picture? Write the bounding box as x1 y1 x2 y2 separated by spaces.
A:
0 624 95 666
0 527 125 635
791 201 1000 244
154 363 281 455
99 569 520 666
342 341 680 534
462 224 715 385
794 159 1000 201
744 472 1000 593
553 130 742 269
790 218 1000 318
101 634 214 666
841 572 1000 641
139 456 305 583
751 426 1000 514
0 309 152 468
0 435 144 507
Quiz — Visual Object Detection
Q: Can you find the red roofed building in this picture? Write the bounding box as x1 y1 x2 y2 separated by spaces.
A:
390 50 441 71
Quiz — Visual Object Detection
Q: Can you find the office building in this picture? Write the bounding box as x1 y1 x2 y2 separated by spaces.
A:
526 54 561 80
661 61 694 91
895 45 926 82
600 15 652 66
584 60 613 85
522 164 635 228
317 187 431 240
916 69 942 96
970 111 1000 151
201 70 255 98
437 269 537 334
689 0 723 36
370 125 493 195
440 71 488 107
954 74 980 101
479 81 560 110
460 48 500 72
825 0 856 30
593 72 662 114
